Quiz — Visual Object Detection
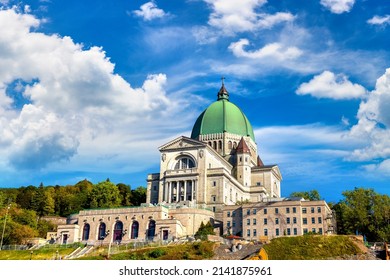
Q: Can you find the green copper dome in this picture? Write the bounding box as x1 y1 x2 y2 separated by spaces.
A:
191 84 255 141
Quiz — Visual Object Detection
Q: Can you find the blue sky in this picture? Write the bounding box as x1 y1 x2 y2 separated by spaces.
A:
0 0 389 203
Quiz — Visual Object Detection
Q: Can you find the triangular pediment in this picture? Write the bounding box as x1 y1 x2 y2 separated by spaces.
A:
159 136 206 151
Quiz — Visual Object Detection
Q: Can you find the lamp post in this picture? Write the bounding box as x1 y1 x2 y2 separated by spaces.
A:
0 202 11 251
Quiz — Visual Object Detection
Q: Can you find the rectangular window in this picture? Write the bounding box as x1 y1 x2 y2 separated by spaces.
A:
227 211 230 217
232 212 236 217
287 228 291 236
227 221 231 228
253 229 257 237
286 207 290 214
264 208 268 215
293 207 296 213
286 217 290 224
312 217 315 224
318 217 322 224
253 218 257 225
212 207 216 212
317 207 321 213
253 209 257 215
264 229 268 236
247 209 251 216
312 228 316 233
256 182 261 186
275 218 279 225
247 229 250 237
293 228 297 235
293 217 297 224
213 181 216 187
276 228 280 236
311 207 315 213
232 222 236 227
264 218 268 225
319 228 323 234
303 228 308 234
275 208 279 214
303 218 307 225
247 219 250 226
302 208 307 214
212 195 216 202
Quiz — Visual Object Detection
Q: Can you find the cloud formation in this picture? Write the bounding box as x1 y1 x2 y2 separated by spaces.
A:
202 0 294 35
0 8 189 171
296 71 367 99
320 0 355 14
133 1 167 21
367 15 390 26
229 39 303 61
349 68 390 163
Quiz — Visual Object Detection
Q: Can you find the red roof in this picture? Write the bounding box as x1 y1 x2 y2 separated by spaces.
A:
236 137 251 154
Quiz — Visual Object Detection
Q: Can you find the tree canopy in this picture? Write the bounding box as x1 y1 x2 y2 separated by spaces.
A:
333 187 390 241
290 190 321 201
0 180 147 246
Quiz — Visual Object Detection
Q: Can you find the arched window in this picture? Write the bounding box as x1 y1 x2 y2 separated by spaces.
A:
131 221 139 239
218 140 222 150
82 223 90 241
228 141 232 149
213 141 217 149
174 157 195 169
113 221 123 242
98 223 106 240
147 220 156 241
233 142 237 149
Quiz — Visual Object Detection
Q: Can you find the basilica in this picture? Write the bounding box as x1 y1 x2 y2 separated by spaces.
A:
54 82 334 245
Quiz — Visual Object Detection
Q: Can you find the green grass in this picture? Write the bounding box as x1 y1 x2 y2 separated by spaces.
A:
263 235 362 260
78 241 215 260
0 245 79 260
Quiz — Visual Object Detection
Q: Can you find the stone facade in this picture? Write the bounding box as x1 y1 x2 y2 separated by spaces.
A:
55 205 214 245
223 198 335 242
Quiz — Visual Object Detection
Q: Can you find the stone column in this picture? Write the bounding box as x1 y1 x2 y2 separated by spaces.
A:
176 182 179 202
184 180 187 201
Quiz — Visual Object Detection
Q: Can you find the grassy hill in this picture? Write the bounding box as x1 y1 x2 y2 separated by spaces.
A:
263 235 363 260
0 236 366 260
0 245 79 260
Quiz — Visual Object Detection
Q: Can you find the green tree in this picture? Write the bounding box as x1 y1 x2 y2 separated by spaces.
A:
89 181 121 209
195 221 215 240
37 219 57 238
117 183 132 206
290 190 321 201
334 187 390 241
32 185 55 216
130 186 146 206
16 185 37 210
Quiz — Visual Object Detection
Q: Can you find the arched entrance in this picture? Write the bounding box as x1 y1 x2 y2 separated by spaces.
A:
113 221 123 242
82 223 90 241
147 220 156 241
131 221 139 239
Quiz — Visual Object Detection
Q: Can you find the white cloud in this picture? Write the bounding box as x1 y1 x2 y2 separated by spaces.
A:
0 8 192 171
348 68 390 161
364 159 390 176
203 0 294 35
367 15 390 26
133 1 167 21
296 71 367 100
229 39 302 61
320 0 355 14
